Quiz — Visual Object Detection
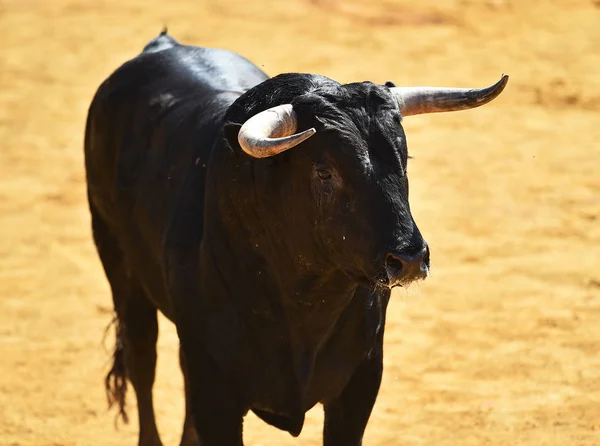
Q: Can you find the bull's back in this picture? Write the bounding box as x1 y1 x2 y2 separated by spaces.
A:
84 34 268 314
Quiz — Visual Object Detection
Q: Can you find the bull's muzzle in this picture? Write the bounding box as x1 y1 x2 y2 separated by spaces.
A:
385 243 430 287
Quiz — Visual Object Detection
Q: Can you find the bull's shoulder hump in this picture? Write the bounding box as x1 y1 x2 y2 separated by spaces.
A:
174 45 270 91
93 44 268 106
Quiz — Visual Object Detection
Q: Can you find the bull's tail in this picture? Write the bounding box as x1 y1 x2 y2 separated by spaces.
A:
104 316 129 425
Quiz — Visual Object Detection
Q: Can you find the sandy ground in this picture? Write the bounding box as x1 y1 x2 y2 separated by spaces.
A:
1 0 600 444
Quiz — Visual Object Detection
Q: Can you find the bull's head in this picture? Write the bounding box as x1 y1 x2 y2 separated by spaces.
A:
225 75 508 289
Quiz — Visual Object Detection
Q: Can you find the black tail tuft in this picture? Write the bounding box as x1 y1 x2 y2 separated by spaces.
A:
104 317 129 427
160 25 168 36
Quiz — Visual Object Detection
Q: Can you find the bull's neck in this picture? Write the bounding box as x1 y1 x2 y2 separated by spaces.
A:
199 223 358 335
198 211 358 385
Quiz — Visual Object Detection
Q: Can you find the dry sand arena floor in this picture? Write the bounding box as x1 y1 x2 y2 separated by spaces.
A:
1 0 600 445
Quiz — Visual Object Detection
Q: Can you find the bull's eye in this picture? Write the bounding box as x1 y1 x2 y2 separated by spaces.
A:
315 166 332 181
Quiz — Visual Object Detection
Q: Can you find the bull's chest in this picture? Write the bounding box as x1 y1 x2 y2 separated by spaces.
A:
242 288 385 434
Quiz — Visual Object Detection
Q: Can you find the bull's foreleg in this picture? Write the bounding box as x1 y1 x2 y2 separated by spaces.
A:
322 346 384 446
177 338 245 446
178 346 200 446
164 199 246 445
168 267 245 446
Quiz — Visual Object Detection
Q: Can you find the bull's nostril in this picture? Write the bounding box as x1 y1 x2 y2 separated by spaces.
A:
422 245 430 267
385 253 405 276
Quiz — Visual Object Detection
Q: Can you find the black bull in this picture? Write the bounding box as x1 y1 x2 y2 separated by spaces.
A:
84 31 507 445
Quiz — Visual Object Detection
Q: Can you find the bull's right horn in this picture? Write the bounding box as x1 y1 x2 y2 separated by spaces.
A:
237 104 316 158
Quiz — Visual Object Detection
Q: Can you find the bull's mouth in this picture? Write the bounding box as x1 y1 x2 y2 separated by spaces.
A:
345 265 429 291
385 266 429 289
344 270 425 291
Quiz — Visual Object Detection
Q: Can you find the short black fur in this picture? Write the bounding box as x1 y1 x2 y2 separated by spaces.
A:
85 30 428 446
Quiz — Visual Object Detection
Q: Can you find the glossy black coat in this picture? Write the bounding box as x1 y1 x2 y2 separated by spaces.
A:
85 31 425 446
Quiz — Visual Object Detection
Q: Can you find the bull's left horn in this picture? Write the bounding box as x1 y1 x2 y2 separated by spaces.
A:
390 74 509 117
237 104 316 158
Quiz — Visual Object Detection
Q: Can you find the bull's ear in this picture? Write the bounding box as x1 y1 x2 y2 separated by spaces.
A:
223 123 243 153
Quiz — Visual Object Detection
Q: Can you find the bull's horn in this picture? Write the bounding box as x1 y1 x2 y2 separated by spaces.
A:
390 74 509 117
237 104 316 158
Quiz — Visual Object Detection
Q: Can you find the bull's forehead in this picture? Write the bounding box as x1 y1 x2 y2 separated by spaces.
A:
322 81 400 116
309 83 407 167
